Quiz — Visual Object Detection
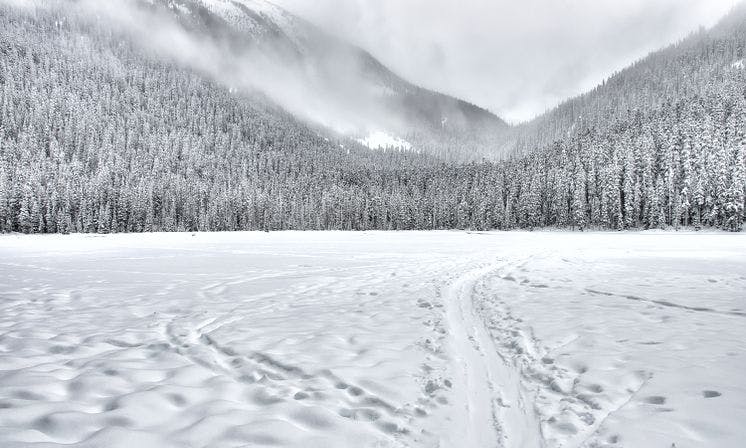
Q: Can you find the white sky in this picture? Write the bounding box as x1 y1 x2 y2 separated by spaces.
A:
276 0 739 123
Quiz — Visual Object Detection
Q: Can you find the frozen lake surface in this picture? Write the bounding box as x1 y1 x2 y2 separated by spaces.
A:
0 231 745 448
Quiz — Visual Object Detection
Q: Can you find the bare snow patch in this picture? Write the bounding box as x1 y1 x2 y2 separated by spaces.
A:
357 131 412 151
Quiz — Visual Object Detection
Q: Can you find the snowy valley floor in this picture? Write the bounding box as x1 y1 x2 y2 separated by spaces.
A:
0 231 745 448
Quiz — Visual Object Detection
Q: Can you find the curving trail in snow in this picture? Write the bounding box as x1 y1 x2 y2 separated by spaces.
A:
441 261 543 448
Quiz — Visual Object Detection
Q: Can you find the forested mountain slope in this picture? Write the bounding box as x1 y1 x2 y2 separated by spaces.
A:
499 3 746 230
134 0 508 158
507 2 746 155
0 1 744 233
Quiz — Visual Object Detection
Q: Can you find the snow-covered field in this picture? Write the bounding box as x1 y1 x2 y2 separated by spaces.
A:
0 231 744 448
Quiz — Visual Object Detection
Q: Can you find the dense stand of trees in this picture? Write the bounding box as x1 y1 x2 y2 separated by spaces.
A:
0 3 744 233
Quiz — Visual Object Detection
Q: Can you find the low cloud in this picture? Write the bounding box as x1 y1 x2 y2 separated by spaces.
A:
278 0 738 123
22 0 412 136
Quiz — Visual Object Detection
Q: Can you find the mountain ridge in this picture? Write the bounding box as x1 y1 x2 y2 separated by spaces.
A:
136 0 508 157
502 2 746 155
0 0 743 234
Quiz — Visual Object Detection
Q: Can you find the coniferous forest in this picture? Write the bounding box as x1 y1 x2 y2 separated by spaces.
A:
1 2 745 234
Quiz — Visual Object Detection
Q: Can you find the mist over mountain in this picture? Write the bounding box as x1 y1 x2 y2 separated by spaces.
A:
80 0 507 158
278 0 738 124
506 3 746 155
0 0 743 234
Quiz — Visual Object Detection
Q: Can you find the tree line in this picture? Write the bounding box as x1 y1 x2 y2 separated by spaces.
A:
0 3 744 233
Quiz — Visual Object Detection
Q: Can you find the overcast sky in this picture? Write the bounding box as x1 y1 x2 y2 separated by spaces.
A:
276 0 738 123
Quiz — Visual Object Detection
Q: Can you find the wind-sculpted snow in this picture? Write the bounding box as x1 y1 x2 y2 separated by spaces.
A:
0 232 744 447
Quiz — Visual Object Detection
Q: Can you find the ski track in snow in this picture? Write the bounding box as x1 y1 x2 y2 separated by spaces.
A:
0 231 745 448
440 259 543 448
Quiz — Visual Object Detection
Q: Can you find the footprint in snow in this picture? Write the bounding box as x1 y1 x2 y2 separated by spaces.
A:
643 395 666 405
